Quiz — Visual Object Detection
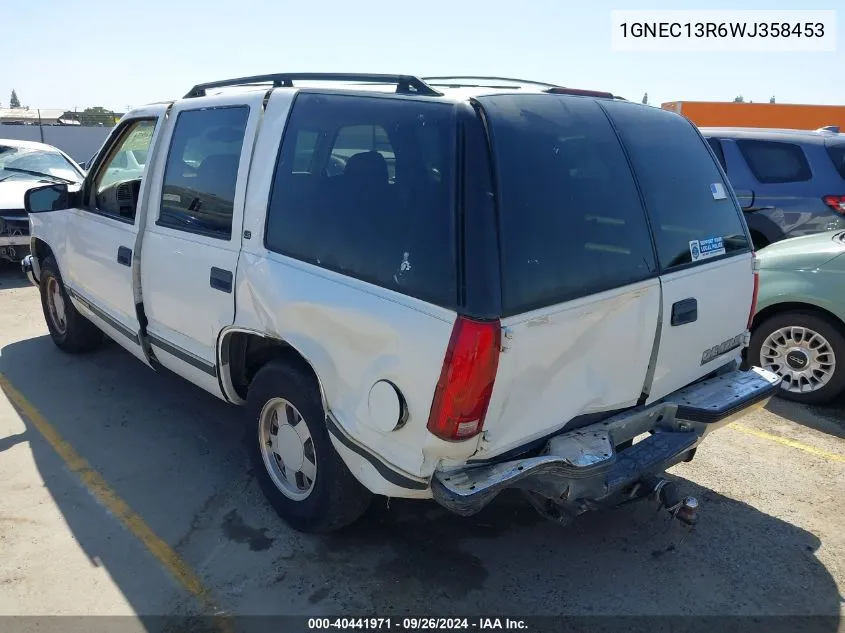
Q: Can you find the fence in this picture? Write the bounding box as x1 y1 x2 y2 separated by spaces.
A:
0 107 121 163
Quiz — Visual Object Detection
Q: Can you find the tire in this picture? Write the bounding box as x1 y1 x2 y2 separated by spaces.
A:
245 359 372 533
749 311 845 405
39 256 104 353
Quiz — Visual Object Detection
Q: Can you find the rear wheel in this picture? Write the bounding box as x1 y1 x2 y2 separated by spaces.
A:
750 311 845 404
39 256 103 353
245 359 372 533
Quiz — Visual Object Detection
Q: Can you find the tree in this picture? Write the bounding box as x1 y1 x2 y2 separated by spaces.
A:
641 92 649 105
9 89 21 108
769 96 776 104
733 95 745 103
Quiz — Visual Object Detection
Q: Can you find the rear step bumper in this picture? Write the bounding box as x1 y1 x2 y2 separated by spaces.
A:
431 366 781 517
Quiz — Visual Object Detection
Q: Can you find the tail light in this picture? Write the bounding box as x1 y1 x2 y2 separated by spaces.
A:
822 195 845 215
427 316 501 441
748 252 760 330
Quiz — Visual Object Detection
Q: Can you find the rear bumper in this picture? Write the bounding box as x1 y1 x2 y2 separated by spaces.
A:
431 366 781 517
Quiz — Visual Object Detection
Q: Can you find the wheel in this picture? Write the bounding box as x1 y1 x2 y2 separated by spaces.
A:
750 311 845 405
245 359 372 533
39 256 104 353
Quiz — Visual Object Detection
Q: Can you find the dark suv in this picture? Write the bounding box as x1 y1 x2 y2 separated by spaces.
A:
701 127 845 249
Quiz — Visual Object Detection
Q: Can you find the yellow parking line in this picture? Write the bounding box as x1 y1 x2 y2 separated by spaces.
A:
0 373 233 631
730 422 845 464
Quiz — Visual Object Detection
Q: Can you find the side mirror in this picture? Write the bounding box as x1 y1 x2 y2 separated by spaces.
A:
24 183 80 214
734 189 755 211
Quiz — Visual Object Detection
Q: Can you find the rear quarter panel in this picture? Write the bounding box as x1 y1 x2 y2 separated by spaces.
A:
756 261 845 326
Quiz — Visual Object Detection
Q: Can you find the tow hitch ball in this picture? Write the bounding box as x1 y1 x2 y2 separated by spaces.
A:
646 478 700 526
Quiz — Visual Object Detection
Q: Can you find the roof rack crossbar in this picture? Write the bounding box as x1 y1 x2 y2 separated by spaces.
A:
184 73 441 98
421 75 562 89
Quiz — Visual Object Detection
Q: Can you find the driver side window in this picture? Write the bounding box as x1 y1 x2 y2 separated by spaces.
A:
91 119 157 222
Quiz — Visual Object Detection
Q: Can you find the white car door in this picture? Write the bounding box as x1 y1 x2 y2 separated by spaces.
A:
64 106 168 364
138 91 265 398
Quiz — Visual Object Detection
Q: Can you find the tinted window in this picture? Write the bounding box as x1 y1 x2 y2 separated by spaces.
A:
602 101 750 270
476 94 657 316
706 137 727 171
159 106 249 239
265 93 456 307
736 139 812 184
826 141 845 179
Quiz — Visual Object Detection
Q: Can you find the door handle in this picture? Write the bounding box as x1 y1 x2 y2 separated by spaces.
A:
671 298 697 326
117 246 132 267
209 267 233 293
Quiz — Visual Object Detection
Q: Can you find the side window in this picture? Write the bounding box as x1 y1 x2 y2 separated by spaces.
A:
158 106 249 240
265 93 457 308
601 101 750 270
91 119 156 221
706 137 727 171
736 139 812 184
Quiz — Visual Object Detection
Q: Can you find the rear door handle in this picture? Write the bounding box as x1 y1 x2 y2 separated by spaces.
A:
671 298 697 326
117 246 132 267
209 267 233 293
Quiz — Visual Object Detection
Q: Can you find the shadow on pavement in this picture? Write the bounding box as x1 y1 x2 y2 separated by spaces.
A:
0 265 32 290
0 333 841 628
765 397 845 441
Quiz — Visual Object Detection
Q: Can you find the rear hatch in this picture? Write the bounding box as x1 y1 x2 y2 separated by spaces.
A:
471 94 754 459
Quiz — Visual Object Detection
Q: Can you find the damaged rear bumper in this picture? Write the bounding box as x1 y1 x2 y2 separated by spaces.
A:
431 366 781 517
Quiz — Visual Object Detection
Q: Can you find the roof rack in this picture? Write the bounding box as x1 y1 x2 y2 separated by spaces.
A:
183 73 442 99
422 76 562 90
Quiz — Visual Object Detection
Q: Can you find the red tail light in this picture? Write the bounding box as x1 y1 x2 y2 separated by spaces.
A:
822 195 845 215
748 253 760 330
427 317 501 441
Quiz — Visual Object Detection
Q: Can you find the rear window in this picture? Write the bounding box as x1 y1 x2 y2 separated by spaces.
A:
736 139 812 184
265 93 457 308
477 95 658 316
826 141 845 179
601 101 751 270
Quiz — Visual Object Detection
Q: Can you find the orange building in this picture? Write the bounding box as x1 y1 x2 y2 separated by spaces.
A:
661 101 845 130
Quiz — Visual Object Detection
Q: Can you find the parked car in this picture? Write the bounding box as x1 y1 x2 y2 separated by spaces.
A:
0 139 85 263
21 73 779 533
748 229 845 404
700 127 845 250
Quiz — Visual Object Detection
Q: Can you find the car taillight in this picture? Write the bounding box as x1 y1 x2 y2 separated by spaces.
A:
823 195 845 215
427 316 501 441
748 253 760 330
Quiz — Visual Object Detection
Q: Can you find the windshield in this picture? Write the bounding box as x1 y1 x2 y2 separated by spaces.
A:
0 145 82 184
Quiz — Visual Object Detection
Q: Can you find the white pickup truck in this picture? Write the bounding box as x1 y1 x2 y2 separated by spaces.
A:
22 73 780 533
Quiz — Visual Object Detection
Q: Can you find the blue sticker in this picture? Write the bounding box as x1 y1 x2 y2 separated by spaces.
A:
710 183 727 200
689 237 726 262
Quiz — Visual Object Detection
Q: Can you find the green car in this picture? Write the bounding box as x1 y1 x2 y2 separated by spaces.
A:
749 229 845 404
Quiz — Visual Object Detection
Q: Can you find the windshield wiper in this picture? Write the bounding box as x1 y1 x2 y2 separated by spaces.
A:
0 167 77 184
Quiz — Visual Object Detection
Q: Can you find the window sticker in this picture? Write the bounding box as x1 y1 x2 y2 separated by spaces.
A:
710 182 727 200
689 236 726 262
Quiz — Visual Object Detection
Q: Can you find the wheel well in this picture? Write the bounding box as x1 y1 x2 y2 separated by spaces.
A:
32 238 53 263
222 331 321 402
752 302 845 332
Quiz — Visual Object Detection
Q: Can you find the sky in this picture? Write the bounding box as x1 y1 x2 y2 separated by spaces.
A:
1 0 841 112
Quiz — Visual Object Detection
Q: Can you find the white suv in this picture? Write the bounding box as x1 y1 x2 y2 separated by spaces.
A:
21 73 780 533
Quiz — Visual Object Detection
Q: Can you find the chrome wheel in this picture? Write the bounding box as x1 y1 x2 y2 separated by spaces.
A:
258 398 317 501
760 326 836 394
45 277 67 335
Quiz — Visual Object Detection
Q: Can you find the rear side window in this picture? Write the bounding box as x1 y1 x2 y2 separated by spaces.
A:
602 101 750 270
265 93 457 308
159 106 249 239
476 94 657 316
736 139 812 184
826 142 845 179
706 137 727 171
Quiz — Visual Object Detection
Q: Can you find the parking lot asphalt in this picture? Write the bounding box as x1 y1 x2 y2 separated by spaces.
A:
0 266 843 629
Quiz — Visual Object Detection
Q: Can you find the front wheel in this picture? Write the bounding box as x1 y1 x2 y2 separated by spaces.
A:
39 256 103 353
750 311 845 405
245 359 372 533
